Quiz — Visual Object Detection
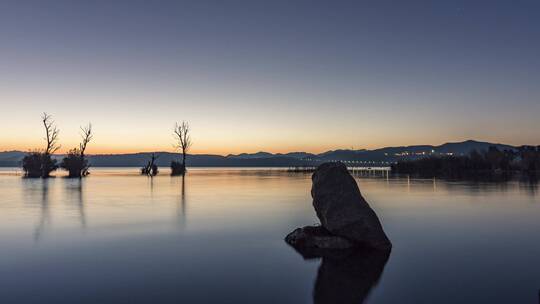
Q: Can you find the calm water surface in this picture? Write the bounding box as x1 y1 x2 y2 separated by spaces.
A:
0 168 539 303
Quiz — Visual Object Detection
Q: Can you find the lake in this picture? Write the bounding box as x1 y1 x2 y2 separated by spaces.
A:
0 168 539 303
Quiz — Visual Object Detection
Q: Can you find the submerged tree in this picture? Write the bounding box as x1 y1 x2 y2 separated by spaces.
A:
22 113 60 178
171 121 192 175
141 153 159 176
61 124 93 178
22 150 45 178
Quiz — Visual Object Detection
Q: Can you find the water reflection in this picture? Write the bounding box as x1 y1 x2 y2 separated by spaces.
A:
65 178 87 230
358 174 540 198
177 174 187 228
22 178 90 242
33 179 51 242
288 243 390 304
148 175 155 196
2 169 539 304
519 174 538 197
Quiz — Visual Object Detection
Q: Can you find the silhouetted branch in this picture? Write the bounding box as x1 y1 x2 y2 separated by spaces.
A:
173 121 192 155
141 153 159 176
172 121 192 175
22 113 60 178
42 113 60 155
79 123 92 157
60 122 93 178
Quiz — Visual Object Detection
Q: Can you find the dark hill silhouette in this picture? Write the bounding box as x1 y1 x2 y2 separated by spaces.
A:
435 140 514 154
226 151 275 159
0 140 526 167
0 151 27 167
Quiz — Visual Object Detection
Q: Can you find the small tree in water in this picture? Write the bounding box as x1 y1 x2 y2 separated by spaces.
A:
22 150 45 178
171 121 192 175
22 113 60 178
61 124 93 178
141 153 159 176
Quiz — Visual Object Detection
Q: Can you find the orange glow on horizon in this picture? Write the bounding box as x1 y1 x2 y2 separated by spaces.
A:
2 135 535 156
0 143 356 156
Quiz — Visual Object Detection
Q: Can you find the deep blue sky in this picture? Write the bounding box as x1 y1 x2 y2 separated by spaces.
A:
1 1 539 154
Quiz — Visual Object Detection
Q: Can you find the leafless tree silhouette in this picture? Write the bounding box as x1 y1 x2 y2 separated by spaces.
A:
171 121 192 175
79 123 93 157
141 153 159 176
61 123 93 178
22 113 60 178
42 113 60 155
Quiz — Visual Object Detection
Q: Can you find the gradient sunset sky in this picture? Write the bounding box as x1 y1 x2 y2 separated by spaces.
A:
1 1 539 155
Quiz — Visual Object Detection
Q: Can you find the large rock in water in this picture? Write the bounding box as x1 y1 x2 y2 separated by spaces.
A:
311 162 391 250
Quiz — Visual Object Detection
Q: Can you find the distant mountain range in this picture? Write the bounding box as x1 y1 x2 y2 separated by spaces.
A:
0 140 522 167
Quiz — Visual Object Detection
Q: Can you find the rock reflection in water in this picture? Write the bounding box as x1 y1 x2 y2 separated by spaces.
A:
288 244 390 304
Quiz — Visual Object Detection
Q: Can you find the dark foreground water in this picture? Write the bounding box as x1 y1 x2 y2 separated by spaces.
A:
0 168 539 303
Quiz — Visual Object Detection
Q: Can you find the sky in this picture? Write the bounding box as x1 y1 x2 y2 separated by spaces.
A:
1 0 539 155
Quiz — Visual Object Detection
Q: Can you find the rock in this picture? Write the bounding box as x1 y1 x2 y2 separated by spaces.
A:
285 226 356 250
284 162 392 302
311 162 391 250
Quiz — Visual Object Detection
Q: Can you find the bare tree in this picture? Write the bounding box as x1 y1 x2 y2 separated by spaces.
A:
60 123 93 178
141 153 159 176
172 121 192 175
42 113 60 155
79 123 93 158
23 113 60 178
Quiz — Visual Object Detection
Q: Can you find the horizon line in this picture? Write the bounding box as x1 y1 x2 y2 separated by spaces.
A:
2 139 535 157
